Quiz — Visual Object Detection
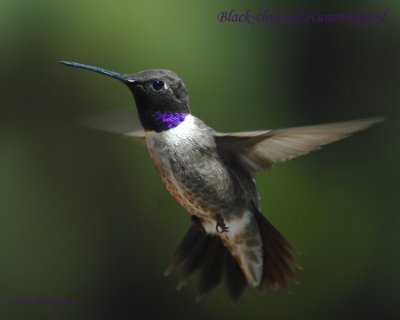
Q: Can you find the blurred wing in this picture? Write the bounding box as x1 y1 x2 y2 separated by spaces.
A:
78 108 145 140
215 118 384 174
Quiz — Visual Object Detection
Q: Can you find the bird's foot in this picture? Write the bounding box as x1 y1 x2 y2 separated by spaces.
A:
191 216 205 233
216 215 229 233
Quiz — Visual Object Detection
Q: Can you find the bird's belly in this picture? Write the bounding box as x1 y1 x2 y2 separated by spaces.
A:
147 146 214 218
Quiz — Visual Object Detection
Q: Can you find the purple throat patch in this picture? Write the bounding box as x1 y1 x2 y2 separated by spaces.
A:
153 111 186 130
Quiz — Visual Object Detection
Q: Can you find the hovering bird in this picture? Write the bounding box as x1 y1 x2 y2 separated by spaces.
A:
60 61 383 303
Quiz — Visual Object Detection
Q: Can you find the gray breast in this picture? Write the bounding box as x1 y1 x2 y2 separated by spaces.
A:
146 115 256 218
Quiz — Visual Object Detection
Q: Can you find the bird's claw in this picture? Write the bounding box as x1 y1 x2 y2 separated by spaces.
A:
216 215 229 233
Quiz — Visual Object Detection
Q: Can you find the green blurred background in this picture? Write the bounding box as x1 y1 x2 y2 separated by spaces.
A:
1 1 399 319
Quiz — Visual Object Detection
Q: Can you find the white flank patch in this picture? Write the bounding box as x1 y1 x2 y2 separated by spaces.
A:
226 210 252 240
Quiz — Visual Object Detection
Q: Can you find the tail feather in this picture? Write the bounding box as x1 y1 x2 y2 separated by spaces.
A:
224 251 248 303
254 208 300 293
164 225 203 276
197 238 225 300
165 212 300 302
177 232 211 289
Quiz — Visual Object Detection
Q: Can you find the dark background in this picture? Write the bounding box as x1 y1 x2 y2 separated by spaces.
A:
1 1 399 319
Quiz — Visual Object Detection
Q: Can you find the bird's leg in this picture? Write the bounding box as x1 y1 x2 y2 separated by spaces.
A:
216 214 229 233
191 215 205 233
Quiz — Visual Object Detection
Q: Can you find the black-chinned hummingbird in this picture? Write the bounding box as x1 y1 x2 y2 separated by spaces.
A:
60 60 383 303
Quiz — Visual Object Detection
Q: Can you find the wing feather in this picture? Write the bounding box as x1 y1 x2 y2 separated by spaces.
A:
78 108 145 140
215 118 384 174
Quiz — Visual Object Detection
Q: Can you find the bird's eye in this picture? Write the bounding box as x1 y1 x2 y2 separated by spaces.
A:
152 79 165 91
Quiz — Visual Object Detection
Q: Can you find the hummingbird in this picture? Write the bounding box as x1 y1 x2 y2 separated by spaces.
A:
60 60 383 303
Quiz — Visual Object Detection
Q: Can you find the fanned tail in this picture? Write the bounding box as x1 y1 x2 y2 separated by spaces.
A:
165 211 300 303
164 223 247 303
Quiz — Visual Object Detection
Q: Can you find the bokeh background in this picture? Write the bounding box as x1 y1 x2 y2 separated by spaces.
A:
1 1 399 319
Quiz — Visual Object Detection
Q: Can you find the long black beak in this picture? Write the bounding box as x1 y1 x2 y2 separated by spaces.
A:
59 60 133 83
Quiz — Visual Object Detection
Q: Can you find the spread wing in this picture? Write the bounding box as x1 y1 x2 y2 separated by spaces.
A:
215 117 384 175
78 108 145 140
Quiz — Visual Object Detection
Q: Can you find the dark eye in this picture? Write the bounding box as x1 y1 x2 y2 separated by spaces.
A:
152 79 165 91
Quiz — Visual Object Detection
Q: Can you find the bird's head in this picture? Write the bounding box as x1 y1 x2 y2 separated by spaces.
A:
60 61 190 132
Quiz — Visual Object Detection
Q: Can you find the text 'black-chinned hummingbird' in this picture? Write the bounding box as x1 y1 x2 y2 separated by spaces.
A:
60 60 384 303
